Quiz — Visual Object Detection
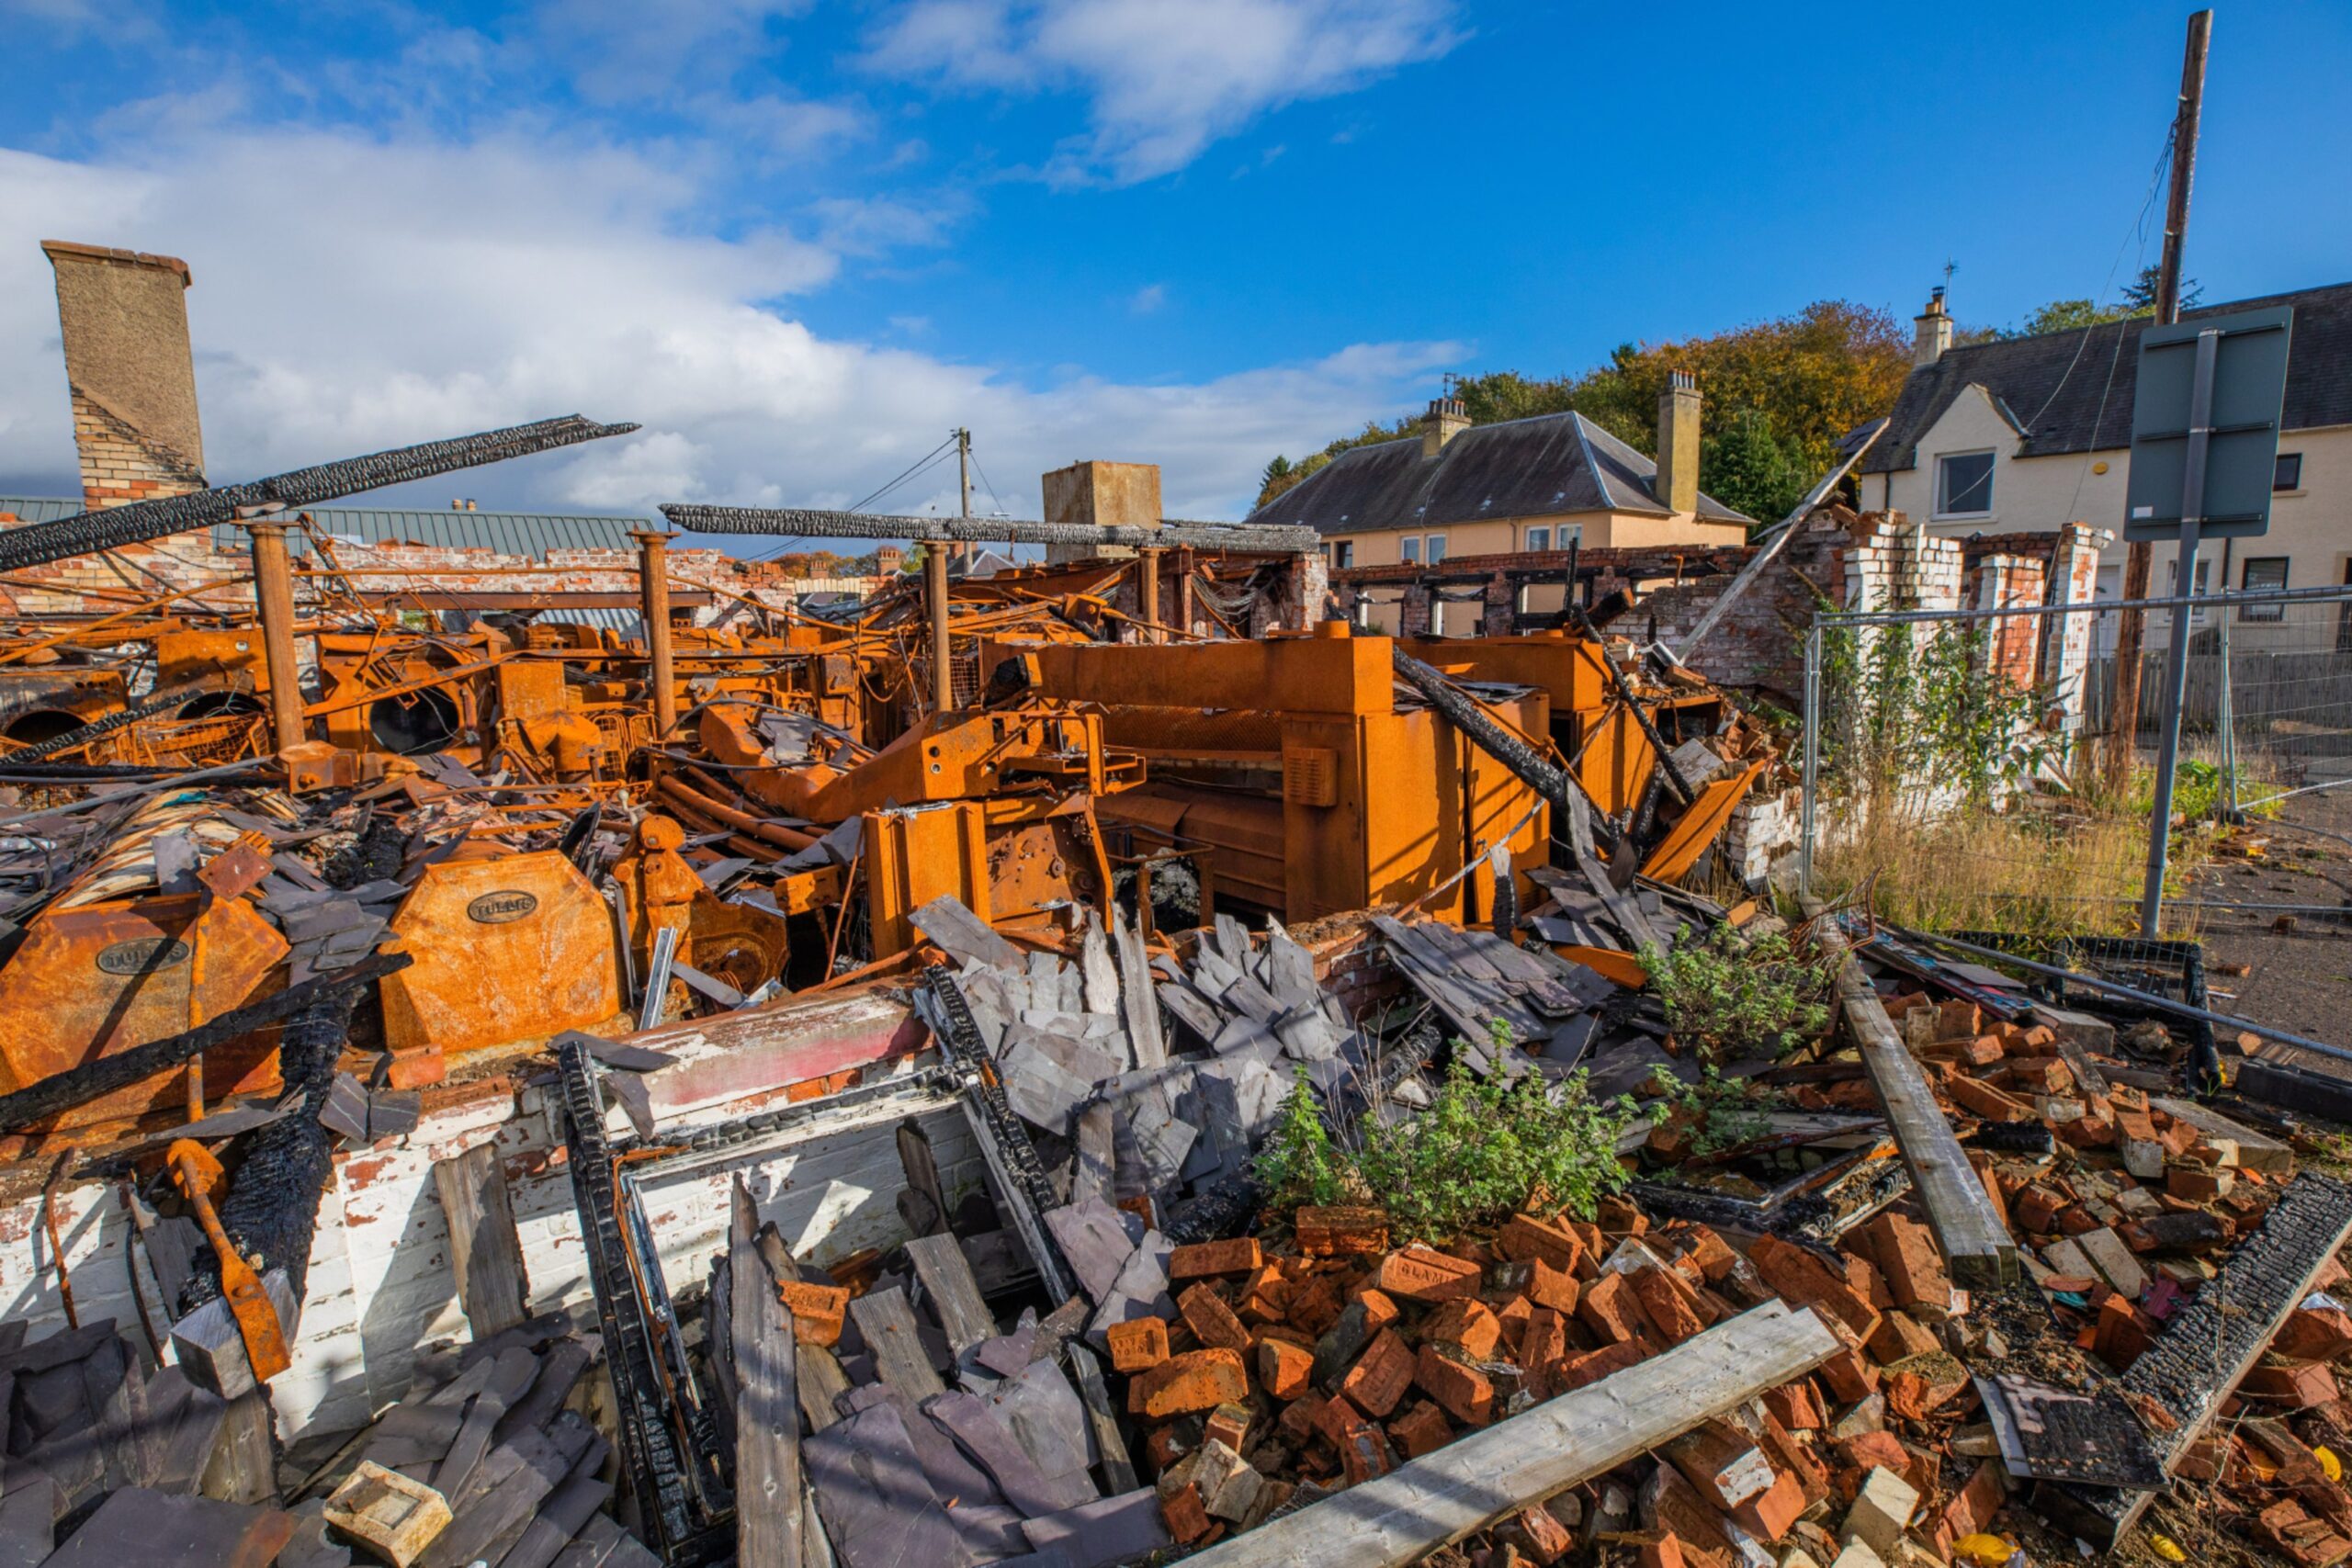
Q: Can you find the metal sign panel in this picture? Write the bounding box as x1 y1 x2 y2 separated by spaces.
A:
2124 305 2293 540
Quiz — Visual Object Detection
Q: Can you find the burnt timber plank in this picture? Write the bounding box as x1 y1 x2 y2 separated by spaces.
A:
848 1288 946 1403
2045 1173 2352 1546
434 1143 529 1337
1806 902 2018 1289
731 1177 804 1568
905 1235 996 1359
1186 1303 1837 1568
40 1487 295 1568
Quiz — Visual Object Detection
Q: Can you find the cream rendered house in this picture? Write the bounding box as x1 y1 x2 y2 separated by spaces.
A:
1860 282 2352 649
1248 375 1752 579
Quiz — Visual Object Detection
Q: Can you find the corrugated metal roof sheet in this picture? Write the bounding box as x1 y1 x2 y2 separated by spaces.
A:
0 497 653 558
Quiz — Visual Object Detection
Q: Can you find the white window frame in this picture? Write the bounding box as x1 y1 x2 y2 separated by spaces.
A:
1425 534 1449 564
1399 536 1421 565
1934 449 1996 520
1524 526 1552 553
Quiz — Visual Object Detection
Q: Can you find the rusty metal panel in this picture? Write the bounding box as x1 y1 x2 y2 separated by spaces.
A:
1640 761 1765 884
864 804 990 958
1281 745 1339 807
1015 634 1396 716
0 893 288 1125
380 852 625 1056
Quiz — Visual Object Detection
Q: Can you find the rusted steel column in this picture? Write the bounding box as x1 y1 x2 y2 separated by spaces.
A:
926 545 954 714
633 530 679 739
1177 546 1195 637
1138 546 1163 643
244 521 304 753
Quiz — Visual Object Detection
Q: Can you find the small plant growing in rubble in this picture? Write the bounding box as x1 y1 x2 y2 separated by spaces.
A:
1639 926 1838 1060
1253 1066 1351 1210
1646 1065 1788 1158
1354 1056 1634 1244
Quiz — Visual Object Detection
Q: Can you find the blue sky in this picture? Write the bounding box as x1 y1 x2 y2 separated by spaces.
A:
2 0 2347 528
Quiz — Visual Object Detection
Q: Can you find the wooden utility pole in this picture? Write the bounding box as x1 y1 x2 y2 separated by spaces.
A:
2104 8 2212 795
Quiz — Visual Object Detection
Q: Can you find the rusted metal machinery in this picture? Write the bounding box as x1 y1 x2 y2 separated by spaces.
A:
996 623 1549 926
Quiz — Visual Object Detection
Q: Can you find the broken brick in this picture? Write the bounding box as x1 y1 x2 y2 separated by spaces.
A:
1859 1212 1951 1315
1258 1337 1312 1400
1627 1266 1706 1346
1130 1348 1250 1419
1576 1269 1650 1347
1106 1314 1171 1373
1747 1236 1880 1343
776 1280 850 1348
1553 1339 1646 1393
1499 1213 1585 1274
1421 1297 1503 1361
1179 1282 1251 1352
1414 1342 1494 1426
1388 1398 1452 1459
1339 1328 1416 1418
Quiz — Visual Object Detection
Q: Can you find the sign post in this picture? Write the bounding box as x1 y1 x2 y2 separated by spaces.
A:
2127 305 2293 932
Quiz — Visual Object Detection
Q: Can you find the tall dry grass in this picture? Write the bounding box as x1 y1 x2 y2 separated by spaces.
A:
1808 803 2167 940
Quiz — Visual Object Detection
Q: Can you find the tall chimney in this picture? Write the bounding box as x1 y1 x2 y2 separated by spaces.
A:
41 240 207 511
1655 369 1700 515
1421 392 1469 458
1913 286 1953 367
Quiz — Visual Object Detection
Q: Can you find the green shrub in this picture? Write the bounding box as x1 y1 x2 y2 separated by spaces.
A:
1353 1056 1635 1244
1639 926 1838 1060
1252 1066 1352 1210
1646 1065 1788 1156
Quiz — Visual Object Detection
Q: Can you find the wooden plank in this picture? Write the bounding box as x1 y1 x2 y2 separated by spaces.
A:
1806 903 2018 1290
434 1143 529 1337
905 1235 995 1359
896 1124 948 1238
199 1391 277 1506
1183 1302 1838 1568
847 1288 945 1402
732 1176 804 1568
1639 762 1764 884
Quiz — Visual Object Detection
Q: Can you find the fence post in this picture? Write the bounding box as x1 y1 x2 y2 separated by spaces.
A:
1801 617 1822 896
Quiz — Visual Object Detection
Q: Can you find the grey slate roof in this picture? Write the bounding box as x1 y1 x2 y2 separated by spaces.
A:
1863 280 2352 475
1245 410 1755 535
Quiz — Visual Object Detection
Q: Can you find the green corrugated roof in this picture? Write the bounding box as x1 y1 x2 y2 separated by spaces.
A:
0 496 653 560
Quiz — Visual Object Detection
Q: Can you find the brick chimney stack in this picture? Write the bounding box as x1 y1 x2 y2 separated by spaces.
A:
1914 287 1954 367
1655 368 1701 515
41 240 207 511
1420 392 1469 459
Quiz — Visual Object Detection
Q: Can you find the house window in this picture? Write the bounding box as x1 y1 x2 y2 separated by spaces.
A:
1936 451 1995 517
2240 557 2289 619
1400 536 1421 565
1525 526 1551 553
2166 558 2212 629
1329 540 1353 569
1425 535 1449 564
2276 452 2303 491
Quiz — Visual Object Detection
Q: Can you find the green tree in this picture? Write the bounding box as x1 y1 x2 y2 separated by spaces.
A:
1700 408 1808 525
2007 264 2204 339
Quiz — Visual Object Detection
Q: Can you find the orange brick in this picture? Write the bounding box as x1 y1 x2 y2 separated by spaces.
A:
1521 1307 1570 1389
1493 1292 1533 1356
1414 1343 1493 1426
1258 1337 1313 1399
1576 1269 1649 1347
775 1280 849 1348
1352 1286 1400 1337
1520 1256 1580 1314
1388 1398 1452 1458
1377 1246 1482 1302
1239 1265 1294 1324
1278 1390 1327 1444
1106 1314 1171 1372
1297 1206 1390 1256
1747 1235 1880 1343
1340 1328 1416 1417
1423 1297 1503 1360
1948 1073 2036 1123
1509 1502 1577 1564
1180 1283 1251 1352
1161 1483 1211 1543
1499 1213 1585 1274
1555 1339 1647 1392
1308 1389 1366 1450
1130 1348 1250 1418
1170 1237 1262 1280
1286 1274 1344 1336
1760 1379 1823 1431
1627 1267 1706 1346
1204 1402 1251 1453
1731 1467 1804 1541
1338 1412 1392 1485
1636 1530 1687 1568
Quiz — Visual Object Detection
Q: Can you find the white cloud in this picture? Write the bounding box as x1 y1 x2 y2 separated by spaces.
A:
0 130 1457 524
1128 282 1166 314
866 0 1461 183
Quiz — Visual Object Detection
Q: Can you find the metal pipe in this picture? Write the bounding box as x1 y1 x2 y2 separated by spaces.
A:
633 530 679 740
1800 620 1822 895
650 774 820 851
926 544 954 715
245 521 305 753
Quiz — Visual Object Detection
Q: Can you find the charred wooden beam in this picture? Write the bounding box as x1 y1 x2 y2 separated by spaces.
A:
660 503 1318 556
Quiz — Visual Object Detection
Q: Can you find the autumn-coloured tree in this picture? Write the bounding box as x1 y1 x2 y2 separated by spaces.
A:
1254 300 1911 525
